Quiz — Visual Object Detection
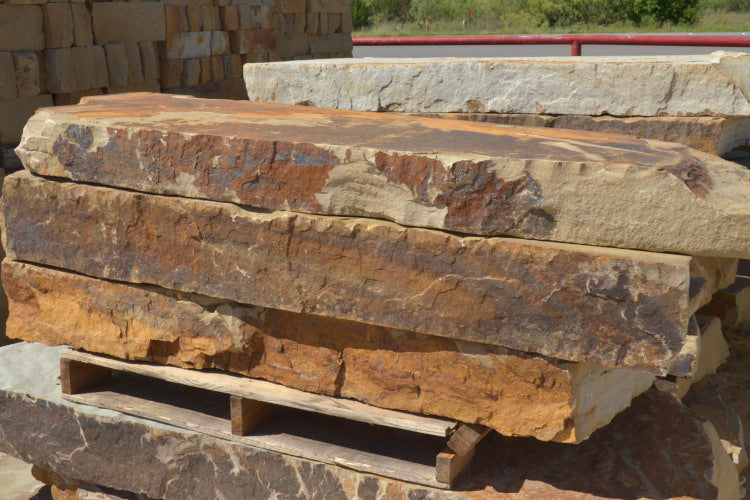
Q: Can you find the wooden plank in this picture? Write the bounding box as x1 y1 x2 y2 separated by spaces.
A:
230 395 275 435
61 350 456 437
435 447 475 487
60 357 112 395
446 424 490 456
62 374 450 489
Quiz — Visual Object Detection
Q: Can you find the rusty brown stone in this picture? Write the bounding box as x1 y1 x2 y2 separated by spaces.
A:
15 92 750 258
2 260 655 442
4 171 708 375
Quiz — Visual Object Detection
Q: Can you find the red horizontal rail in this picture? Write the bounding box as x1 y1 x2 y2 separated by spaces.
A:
352 34 750 56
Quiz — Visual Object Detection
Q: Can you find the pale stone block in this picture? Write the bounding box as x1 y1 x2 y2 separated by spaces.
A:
0 94 51 144
211 31 229 56
0 52 16 99
92 3 166 44
88 45 108 89
162 31 211 59
43 48 75 93
0 6 44 51
12 51 40 97
70 3 93 47
43 3 73 48
70 46 92 91
103 44 128 87
138 42 159 81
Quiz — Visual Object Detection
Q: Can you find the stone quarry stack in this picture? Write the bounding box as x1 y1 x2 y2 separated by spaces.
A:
3 92 749 496
0 0 352 146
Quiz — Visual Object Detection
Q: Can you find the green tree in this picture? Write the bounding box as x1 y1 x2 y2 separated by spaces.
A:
351 0 373 28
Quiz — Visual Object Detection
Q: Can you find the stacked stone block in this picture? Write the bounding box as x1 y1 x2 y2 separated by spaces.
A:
0 0 352 146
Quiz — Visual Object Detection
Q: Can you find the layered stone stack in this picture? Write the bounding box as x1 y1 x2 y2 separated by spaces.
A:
0 0 352 146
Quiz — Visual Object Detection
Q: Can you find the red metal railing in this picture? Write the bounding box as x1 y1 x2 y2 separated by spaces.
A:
352 34 750 56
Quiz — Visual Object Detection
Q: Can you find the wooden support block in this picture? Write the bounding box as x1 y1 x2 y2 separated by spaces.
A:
435 447 474 487
230 395 274 436
60 357 111 395
447 424 490 456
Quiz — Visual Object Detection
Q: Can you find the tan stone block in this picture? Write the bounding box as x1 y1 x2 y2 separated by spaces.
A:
106 79 159 95
0 94 51 144
254 28 274 51
276 34 308 58
92 3 166 44
318 11 327 34
201 6 219 30
326 13 341 33
181 58 200 86
70 46 92 91
12 51 40 97
228 53 242 78
138 42 159 81
210 30 229 56
162 31 211 59
305 12 318 34
165 5 188 34
43 48 75 93
307 0 349 13
123 42 143 84
210 56 223 81
103 43 128 87
220 6 238 30
159 59 183 88
294 12 305 33
186 5 202 31
228 30 252 54
199 57 211 84
341 10 352 33
88 45 108 88
52 88 102 106
70 3 92 47
43 3 73 48
241 52 266 64
0 52 16 99
282 0 306 13
0 6 44 51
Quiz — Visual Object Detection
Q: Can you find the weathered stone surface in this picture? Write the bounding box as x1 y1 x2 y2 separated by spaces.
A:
43 3 74 49
16 93 750 258
2 259 654 443
0 52 16 100
419 112 750 156
4 171 705 375
0 453 45 500
12 51 40 97
0 6 44 51
162 31 212 59
92 2 166 44
244 53 750 117
0 94 52 144
70 3 93 47
0 343 739 499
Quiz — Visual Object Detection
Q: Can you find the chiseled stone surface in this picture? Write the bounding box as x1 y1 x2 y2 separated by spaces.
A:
417 113 750 156
2 260 654 443
4 172 701 375
0 343 738 499
244 53 750 117
16 93 750 258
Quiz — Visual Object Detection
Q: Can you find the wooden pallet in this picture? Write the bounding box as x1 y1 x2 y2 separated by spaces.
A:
60 350 490 489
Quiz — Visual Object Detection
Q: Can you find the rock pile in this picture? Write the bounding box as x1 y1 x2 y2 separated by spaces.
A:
4 91 748 466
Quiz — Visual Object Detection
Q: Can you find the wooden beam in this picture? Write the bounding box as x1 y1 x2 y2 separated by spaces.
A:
60 357 112 395
230 395 275 436
435 447 475 487
447 423 490 456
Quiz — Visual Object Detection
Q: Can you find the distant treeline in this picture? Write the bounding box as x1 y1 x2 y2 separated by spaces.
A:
352 0 750 29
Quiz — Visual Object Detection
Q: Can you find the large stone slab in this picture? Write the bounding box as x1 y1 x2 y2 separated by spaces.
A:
2 259 654 443
418 113 750 156
0 343 739 499
4 171 709 376
15 93 750 259
243 53 750 117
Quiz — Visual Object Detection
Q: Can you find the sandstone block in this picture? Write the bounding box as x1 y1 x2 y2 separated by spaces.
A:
106 79 159 95
103 44 128 87
162 31 212 59
0 6 44 51
123 42 143 84
199 57 211 84
0 52 16 99
19 93 750 259
220 6 239 30
0 94 51 144
201 6 220 30
305 12 318 34
3 259 655 442
210 56 223 81
70 3 92 47
43 48 75 93
12 51 40 97
52 88 103 107
165 5 188 34
138 42 159 81
326 13 341 33
0 342 739 499
181 58 200 86
211 30 229 56
281 0 305 13
307 0 349 12
228 29 253 53
88 45 108 88
70 46 92 90
160 59 183 88
420 113 750 156
92 3 166 44
243 53 750 117
4 170 713 375
186 5 203 31
276 34 308 58
43 3 73 48
341 10 352 33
